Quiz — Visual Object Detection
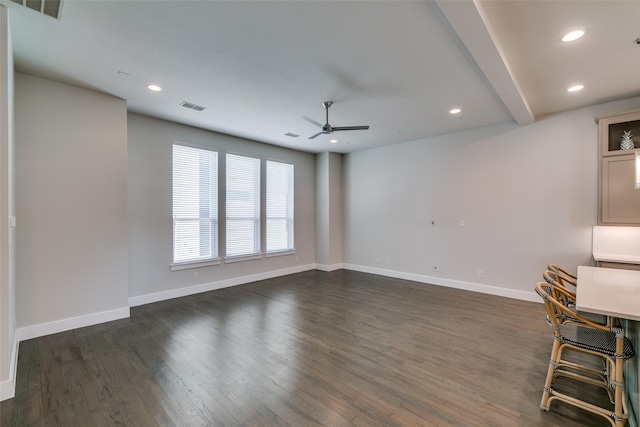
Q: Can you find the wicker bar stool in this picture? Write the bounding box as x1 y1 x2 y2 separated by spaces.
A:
535 282 636 427
543 269 610 326
547 263 578 286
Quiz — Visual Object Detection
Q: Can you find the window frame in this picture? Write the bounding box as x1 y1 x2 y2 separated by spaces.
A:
225 152 262 261
266 159 295 255
170 143 220 270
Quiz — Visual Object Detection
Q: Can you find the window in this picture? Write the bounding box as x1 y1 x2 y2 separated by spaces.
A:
226 153 260 257
172 144 218 264
266 160 294 252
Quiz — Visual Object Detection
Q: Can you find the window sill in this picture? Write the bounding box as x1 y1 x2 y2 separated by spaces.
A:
224 253 263 264
170 258 221 271
265 249 296 258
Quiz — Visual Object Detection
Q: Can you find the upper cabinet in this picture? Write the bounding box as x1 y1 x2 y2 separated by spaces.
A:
597 109 640 225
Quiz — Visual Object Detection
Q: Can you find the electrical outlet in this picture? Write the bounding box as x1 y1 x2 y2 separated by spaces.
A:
386 259 391 265
477 270 483 278
295 256 299 262
193 271 198 279
433 266 438 272
376 258 381 264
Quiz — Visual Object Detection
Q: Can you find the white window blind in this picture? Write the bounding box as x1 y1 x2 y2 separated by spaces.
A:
226 153 260 257
266 160 294 252
172 144 218 263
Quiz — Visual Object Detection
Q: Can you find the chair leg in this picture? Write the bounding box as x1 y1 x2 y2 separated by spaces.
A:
541 339 560 411
613 358 626 427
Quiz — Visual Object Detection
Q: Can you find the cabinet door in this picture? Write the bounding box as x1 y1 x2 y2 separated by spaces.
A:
600 155 640 224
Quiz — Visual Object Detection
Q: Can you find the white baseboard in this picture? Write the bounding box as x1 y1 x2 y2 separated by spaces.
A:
129 263 317 307
0 378 14 401
0 337 19 401
15 306 131 343
342 263 540 303
315 263 344 272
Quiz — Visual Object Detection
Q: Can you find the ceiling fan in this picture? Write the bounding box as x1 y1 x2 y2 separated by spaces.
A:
303 101 370 139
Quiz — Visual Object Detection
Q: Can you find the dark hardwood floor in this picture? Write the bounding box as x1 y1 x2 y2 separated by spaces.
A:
1 270 616 426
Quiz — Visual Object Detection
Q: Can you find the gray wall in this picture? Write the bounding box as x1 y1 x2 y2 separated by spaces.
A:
127 113 316 303
343 97 640 298
15 73 129 328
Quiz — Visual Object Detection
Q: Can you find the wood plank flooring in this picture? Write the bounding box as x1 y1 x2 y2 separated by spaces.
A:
1 270 616 426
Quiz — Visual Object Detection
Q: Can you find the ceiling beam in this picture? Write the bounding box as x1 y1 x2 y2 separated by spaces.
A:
434 0 534 125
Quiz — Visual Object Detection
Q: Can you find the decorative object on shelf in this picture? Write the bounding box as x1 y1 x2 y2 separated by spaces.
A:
620 130 635 150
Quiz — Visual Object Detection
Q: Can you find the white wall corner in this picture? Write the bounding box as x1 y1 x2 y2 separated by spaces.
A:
315 263 344 272
0 336 18 401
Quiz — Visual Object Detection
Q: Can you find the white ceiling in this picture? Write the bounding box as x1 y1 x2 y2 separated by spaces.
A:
5 0 640 153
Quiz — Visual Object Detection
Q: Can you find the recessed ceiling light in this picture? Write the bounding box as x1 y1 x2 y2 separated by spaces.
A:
330 139 338 144
562 30 584 42
449 108 461 114
147 84 162 92
567 85 584 92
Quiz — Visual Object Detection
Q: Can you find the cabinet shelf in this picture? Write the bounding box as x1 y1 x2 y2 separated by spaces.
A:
598 109 640 156
607 120 640 153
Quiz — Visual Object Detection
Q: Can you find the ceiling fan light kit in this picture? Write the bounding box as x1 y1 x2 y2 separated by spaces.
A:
304 101 370 139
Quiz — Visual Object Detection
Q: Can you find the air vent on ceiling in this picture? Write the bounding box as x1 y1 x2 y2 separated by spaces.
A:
180 101 206 112
11 0 62 19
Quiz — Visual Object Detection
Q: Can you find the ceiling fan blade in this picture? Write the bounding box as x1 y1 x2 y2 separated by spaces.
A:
302 116 323 128
304 102 369 139
332 125 370 131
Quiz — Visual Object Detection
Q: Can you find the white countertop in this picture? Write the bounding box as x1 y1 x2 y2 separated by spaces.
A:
577 265 640 322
